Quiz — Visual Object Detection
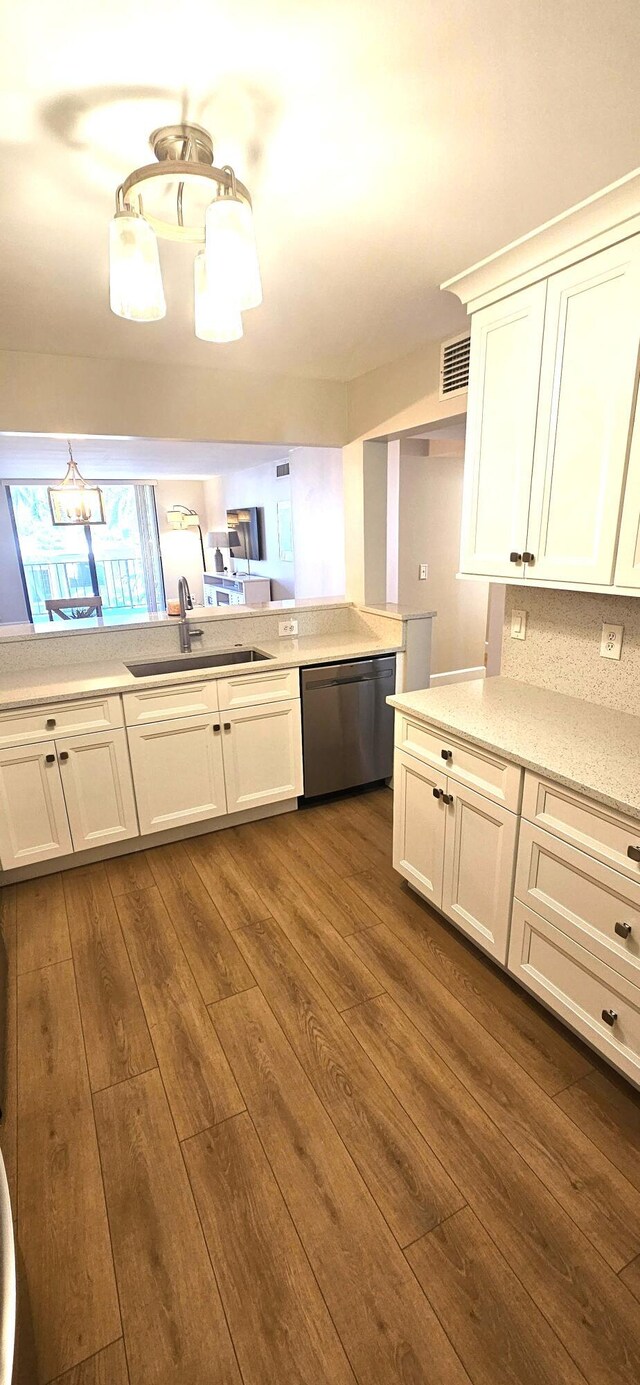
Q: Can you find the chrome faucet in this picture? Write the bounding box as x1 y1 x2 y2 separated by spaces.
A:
177 576 203 653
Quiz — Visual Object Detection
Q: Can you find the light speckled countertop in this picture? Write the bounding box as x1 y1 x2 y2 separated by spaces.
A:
0 632 403 711
389 677 640 821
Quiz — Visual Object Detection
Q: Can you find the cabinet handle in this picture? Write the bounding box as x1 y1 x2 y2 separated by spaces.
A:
627 845 640 862
509 552 522 563
45 717 56 729
615 921 632 939
213 723 221 733
442 793 454 805
522 551 535 564
58 751 69 762
441 748 452 762
223 722 231 731
601 1008 618 1027
432 787 443 799
45 753 55 764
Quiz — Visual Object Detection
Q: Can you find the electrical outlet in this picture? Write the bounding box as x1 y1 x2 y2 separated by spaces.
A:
600 623 623 660
510 609 527 640
278 618 298 637
418 563 428 580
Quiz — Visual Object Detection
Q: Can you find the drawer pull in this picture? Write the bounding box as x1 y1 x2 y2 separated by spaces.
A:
441 749 452 762
432 787 443 799
45 717 56 729
509 551 522 563
45 753 55 764
627 845 640 863
601 1008 618 1027
522 551 535 565
614 921 632 939
442 793 454 806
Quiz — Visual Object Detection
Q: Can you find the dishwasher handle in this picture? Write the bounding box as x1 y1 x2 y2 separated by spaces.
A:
306 672 395 691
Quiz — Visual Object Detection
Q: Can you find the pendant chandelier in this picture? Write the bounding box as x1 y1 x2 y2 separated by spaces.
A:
48 442 105 525
109 123 261 343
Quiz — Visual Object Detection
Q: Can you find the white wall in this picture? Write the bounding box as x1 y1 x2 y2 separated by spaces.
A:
289 447 345 599
0 486 29 623
219 462 295 600
389 443 489 677
155 479 208 606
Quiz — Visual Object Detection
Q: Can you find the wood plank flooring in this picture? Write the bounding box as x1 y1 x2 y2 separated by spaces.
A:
2 785 640 1384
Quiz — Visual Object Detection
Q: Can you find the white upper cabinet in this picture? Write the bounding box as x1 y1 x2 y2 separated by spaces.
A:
614 389 640 589
525 239 640 585
460 283 546 578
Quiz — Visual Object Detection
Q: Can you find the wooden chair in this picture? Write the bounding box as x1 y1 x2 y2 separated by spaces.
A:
45 596 104 621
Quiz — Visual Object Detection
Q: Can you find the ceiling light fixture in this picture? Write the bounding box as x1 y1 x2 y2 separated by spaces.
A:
109 123 261 343
48 442 106 526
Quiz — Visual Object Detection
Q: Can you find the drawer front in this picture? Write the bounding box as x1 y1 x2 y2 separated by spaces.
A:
0 695 123 748
515 820 640 987
394 714 522 811
123 680 219 726
509 900 640 1086
522 772 640 885
217 667 299 710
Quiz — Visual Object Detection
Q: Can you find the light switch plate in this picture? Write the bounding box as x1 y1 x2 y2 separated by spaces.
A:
279 618 298 637
510 609 527 640
600 623 623 660
419 563 428 580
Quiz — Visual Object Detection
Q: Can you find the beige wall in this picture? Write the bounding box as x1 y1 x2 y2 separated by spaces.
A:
289 448 345 599
0 486 29 623
222 461 295 600
155 479 208 605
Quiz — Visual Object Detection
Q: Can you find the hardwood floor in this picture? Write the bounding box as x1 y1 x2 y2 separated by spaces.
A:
2 785 640 1384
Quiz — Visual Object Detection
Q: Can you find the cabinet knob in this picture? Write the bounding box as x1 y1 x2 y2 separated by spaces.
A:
509 552 522 564
442 793 454 806
441 748 452 762
223 722 231 732
45 717 56 729
601 1008 618 1027
522 552 535 564
45 753 55 764
432 787 443 799
627 845 640 863
58 750 69 762
213 723 221 733
615 921 632 939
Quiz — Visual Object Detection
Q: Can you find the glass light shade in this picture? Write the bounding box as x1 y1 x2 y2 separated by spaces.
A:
194 252 243 343
205 196 262 311
109 211 166 322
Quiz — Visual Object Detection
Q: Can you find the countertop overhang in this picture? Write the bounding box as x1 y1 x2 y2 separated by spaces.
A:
389 676 640 822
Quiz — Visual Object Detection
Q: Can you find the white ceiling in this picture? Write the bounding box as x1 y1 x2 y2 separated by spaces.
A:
1 0 639 381
0 434 290 479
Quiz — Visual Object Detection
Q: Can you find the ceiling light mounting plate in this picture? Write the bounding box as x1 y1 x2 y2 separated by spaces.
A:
150 123 214 166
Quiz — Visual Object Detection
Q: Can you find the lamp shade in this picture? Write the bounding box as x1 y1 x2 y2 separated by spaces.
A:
205 196 262 311
109 210 166 322
194 251 243 343
227 529 241 549
166 505 200 529
206 530 233 548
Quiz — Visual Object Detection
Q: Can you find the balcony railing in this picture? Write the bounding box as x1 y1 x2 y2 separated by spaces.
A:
24 558 147 617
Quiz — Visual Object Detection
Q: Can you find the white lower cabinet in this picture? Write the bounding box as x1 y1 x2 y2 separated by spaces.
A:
222 699 303 813
393 749 517 963
127 713 227 835
0 741 72 868
58 728 138 851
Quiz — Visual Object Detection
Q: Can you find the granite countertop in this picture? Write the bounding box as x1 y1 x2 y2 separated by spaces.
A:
389 676 640 821
0 632 403 711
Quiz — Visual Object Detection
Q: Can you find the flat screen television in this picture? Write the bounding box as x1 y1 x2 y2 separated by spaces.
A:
226 506 264 561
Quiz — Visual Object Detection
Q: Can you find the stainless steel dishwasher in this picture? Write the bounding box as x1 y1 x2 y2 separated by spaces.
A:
301 655 396 798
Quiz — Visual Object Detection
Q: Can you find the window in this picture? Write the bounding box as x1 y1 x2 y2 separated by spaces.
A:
7 482 165 624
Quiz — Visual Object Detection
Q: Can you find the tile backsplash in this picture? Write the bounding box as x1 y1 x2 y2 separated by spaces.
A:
501 585 640 715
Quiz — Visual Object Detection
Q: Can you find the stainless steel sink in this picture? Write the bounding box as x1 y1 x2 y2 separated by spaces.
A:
126 649 273 677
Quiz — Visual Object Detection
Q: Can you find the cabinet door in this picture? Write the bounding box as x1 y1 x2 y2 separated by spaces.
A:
460 282 547 578
442 780 518 963
127 714 227 835
0 742 72 869
526 238 640 584
614 389 640 588
392 750 447 906
222 699 303 813
58 728 138 852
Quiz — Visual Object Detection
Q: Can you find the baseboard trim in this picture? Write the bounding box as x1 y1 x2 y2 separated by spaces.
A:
1 797 298 885
429 665 486 688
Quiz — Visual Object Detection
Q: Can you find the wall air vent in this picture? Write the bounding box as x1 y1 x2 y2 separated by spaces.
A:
439 331 470 400
276 461 290 477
